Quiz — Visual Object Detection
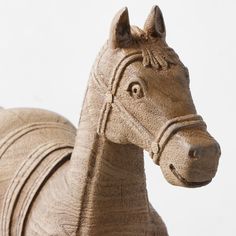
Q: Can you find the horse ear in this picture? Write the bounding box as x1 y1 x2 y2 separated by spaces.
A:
109 7 133 49
144 5 166 39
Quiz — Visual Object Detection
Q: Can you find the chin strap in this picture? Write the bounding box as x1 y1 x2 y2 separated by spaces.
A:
93 52 206 165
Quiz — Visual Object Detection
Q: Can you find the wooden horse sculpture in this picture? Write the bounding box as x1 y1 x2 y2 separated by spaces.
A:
0 6 220 236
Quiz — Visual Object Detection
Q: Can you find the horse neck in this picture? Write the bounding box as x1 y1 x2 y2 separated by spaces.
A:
68 91 151 234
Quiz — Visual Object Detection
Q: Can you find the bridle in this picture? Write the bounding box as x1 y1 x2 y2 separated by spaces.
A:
93 51 206 165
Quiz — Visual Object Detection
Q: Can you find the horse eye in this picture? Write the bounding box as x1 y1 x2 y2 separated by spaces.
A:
128 82 144 99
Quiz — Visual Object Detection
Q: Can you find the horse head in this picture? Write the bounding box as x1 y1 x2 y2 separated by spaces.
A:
88 6 220 187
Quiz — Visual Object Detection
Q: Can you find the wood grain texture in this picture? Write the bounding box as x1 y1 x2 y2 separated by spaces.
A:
0 5 220 236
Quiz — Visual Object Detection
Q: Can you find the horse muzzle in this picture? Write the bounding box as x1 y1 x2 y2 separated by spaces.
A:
158 126 221 188
147 114 220 187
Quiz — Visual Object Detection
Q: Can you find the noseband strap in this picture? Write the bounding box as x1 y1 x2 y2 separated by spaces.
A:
93 52 206 165
150 114 206 164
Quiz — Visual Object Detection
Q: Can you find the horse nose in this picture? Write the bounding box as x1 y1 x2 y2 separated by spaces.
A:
188 143 221 160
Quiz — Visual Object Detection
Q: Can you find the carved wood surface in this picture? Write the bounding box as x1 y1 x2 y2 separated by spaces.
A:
0 6 220 236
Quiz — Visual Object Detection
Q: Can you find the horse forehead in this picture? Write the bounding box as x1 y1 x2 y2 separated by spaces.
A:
95 41 184 87
125 59 186 79
140 39 175 53
129 55 185 85
124 43 182 72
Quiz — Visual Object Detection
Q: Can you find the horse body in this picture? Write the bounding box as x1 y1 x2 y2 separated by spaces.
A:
0 108 76 235
0 108 167 236
0 6 220 236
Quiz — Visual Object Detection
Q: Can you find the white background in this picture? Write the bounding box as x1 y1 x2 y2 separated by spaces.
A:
0 1 235 235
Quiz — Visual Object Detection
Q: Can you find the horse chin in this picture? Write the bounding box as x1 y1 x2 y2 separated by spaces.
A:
159 162 213 188
168 164 212 188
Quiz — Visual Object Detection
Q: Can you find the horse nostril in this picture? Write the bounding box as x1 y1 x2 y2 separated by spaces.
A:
188 148 199 159
188 143 221 160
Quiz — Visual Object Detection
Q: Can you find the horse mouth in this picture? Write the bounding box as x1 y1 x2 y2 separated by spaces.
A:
169 164 212 187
